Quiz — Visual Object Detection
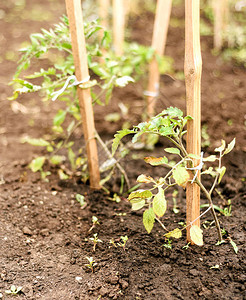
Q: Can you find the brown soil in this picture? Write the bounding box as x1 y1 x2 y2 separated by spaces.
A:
0 1 245 299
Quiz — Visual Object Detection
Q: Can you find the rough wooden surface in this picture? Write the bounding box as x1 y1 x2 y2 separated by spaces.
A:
65 0 101 189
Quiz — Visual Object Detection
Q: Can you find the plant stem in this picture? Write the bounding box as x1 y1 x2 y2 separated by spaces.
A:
195 177 223 242
155 216 168 231
95 131 130 189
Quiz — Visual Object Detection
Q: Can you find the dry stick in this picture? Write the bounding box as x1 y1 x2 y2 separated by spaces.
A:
65 0 101 189
184 0 202 243
213 0 227 50
113 0 125 56
146 0 172 117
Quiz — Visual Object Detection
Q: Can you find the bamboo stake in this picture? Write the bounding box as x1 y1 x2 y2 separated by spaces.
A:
184 0 202 242
113 0 125 56
146 0 172 117
65 0 101 189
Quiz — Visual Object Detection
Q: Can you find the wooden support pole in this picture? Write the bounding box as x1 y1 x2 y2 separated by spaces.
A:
184 0 202 242
65 0 101 189
98 0 110 61
113 0 125 56
213 0 228 50
146 0 172 117
98 0 110 35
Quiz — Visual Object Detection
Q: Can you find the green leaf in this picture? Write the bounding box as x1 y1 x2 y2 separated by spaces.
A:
190 225 203 246
144 156 168 166
50 155 65 165
217 166 226 183
165 107 183 118
159 126 173 136
112 129 134 156
128 190 153 202
143 208 155 234
153 187 167 218
23 137 50 147
131 200 145 211
173 165 190 188
215 140 226 152
29 156 46 172
53 110 66 126
115 76 134 87
229 238 238 254
188 153 201 159
164 147 180 155
201 167 217 177
224 138 236 155
76 194 86 206
68 147 76 170
104 112 121 122
164 228 182 239
203 155 217 162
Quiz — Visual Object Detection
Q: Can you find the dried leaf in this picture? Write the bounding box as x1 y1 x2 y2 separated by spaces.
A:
190 225 203 246
137 174 154 183
144 156 168 166
164 228 182 239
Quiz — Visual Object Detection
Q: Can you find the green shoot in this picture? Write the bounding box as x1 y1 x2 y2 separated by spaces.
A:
88 216 100 232
89 233 103 252
5 285 22 295
117 235 128 251
85 257 97 273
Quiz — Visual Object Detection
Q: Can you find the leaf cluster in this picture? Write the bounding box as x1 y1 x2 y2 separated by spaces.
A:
112 106 236 245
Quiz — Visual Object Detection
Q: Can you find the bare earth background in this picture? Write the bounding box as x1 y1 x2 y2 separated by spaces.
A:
0 1 245 299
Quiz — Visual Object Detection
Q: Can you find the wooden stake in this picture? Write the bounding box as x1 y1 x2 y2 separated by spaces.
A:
184 0 202 242
146 0 172 117
65 0 101 189
213 0 228 50
98 0 110 36
113 0 125 56
98 0 110 61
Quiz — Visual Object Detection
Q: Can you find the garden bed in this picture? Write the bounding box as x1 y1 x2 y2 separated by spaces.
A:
0 1 245 299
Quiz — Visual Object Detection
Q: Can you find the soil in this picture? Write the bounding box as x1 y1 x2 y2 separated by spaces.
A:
0 1 245 299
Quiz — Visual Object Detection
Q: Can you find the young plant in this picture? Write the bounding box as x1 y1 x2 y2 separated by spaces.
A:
5 285 22 295
89 233 103 252
85 257 97 273
88 216 100 232
117 235 128 251
112 107 235 245
75 194 87 209
9 16 158 183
